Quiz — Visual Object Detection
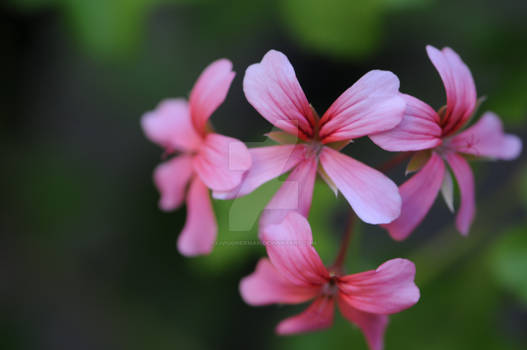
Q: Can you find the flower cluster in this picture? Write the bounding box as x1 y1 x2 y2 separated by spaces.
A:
141 46 521 349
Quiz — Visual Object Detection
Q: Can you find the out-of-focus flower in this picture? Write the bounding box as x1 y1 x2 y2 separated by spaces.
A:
215 50 406 228
371 45 522 240
141 59 251 256
240 212 420 350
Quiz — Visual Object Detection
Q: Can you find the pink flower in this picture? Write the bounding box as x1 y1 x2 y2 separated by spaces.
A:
370 46 522 240
141 59 251 256
215 50 406 227
240 212 420 350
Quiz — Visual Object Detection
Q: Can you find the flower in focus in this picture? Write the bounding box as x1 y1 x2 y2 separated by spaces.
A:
141 59 251 256
240 212 420 350
215 49 406 228
370 45 522 240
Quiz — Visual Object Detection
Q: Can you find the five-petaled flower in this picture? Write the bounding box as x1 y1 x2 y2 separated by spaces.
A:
371 45 522 240
215 50 406 228
141 59 251 256
240 212 420 350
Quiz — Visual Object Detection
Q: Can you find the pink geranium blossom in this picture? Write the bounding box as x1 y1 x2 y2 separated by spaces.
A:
141 59 251 256
215 50 406 227
370 46 522 240
240 212 420 350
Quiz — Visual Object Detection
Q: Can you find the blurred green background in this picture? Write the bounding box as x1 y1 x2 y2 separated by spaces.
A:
1 0 526 349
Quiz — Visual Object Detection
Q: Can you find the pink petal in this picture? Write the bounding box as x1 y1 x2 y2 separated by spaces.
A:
450 111 522 160
189 59 235 134
141 99 202 152
260 212 329 287
193 133 251 192
337 295 389 350
319 70 405 143
445 153 475 235
240 258 320 306
426 45 477 136
370 94 442 151
153 155 194 211
319 147 401 224
338 258 420 315
243 50 315 140
259 157 317 229
382 153 445 240
276 297 334 335
212 144 307 199
177 177 217 256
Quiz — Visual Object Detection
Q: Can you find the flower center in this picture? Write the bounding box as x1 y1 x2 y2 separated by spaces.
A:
305 140 324 159
434 137 455 157
321 275 339 296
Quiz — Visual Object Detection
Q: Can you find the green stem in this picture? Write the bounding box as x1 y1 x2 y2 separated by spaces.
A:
331 211 355 275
